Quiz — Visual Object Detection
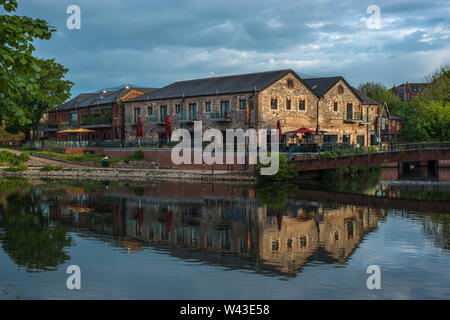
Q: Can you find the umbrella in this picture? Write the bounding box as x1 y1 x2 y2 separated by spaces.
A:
136 115 143 147
286 127 316 134
166 210 173 233
137 207 144 229
276 120 283 142
165 114 171 140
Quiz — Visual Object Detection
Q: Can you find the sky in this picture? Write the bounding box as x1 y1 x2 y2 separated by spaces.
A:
12 0 450 98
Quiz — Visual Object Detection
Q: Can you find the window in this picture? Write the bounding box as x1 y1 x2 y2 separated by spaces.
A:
324 135 338 143
299 236 307 248
272 240 279 252
189 103 197 120
338 85 344 95
205 101 211 112
148 106 153 115
287 79 294 89
357 135 365 146
160 106 168 122
343 134 350 144
333 101 338 112
239 99 246 111
286 99 291 110
299 99 306 111
221 101 230 117
287 239 293 250
176 104 181 114
270 98 278 110
134 107 141 123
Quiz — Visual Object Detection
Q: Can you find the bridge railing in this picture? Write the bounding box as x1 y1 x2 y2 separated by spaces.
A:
381 142 450 152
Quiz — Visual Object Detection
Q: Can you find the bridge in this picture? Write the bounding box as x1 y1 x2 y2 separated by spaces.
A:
289 142 450 172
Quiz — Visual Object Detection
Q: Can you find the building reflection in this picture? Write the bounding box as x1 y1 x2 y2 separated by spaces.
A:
36 182 386 277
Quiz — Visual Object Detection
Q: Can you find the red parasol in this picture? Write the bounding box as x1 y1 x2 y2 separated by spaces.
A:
136 115 143 138
165 114 171 140
276 120 283 142
138 207 144 229
286 127 315 134
166 210 173 233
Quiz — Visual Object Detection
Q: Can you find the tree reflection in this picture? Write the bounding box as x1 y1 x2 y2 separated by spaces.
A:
0 193 72 272
420 213 450 251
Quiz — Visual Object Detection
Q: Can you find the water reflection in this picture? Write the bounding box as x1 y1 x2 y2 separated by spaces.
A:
0 193 72 272
1 179 386 276
0 170 449 278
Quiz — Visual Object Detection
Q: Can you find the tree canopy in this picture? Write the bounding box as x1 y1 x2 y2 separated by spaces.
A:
0 0 56 124
359 65 450 142
5 58 73 140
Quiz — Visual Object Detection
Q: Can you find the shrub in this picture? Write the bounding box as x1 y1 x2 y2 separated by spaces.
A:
5 165 28 172
256 153 298 181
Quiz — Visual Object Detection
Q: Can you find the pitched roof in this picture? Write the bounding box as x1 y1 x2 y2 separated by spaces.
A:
49 93 97 112
50 87 157 112
128 69 300 102
303 76 342 97
352 87 378 105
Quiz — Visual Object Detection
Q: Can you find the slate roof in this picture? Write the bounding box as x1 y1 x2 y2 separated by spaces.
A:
129 69 299 102
352 87 378 105
50 87 157 112
49 93 97 112
303 76 342 97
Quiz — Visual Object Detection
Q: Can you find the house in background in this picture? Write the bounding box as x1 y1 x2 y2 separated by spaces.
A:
390 115 403 141
392 82 427 102
372 102 403 144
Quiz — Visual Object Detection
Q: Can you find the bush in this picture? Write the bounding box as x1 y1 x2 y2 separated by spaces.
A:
40 165 64 172
256 153 298 181
0 151 30 166
5 165 28 172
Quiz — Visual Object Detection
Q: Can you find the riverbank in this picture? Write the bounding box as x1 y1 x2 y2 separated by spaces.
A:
0 167 258 183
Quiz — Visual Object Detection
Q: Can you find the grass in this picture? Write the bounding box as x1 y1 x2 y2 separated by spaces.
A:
33 150 147 165
0 151 30 166
5 165 28 172
33 150 120 165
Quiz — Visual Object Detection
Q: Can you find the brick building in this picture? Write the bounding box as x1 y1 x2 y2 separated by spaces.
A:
392 82 427 102
124 69 379 147
42 86 156 142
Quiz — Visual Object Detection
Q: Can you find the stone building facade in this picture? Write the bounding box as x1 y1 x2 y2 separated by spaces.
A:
124 70 379 147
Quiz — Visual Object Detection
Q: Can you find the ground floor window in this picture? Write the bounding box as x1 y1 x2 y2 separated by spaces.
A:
357 135 365 146
324 135 338 143
342 134 350 144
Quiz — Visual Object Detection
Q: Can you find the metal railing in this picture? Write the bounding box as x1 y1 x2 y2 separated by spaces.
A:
80 117 112 127
59 120 78 129
178 111 199 122
37 123 59 132
209 111 231 121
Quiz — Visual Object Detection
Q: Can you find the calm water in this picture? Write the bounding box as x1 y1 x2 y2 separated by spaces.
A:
0 167 449 300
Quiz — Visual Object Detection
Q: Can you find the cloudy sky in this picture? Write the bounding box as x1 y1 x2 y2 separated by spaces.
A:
13 0 450 97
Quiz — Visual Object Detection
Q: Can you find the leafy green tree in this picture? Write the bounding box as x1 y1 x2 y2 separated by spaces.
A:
0 0 55 125
5 58 73 140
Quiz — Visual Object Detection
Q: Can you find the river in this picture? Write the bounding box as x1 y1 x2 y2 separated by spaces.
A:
0 167 449 299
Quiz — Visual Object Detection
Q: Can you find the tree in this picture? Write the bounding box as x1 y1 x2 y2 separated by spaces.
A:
0 0 55 125
5 58 73 140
